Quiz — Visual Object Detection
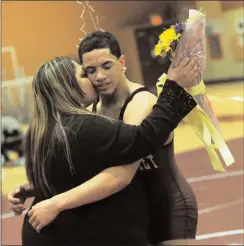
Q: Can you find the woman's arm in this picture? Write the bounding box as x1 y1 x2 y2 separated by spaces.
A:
23 62 196 203
78 79 196 167
51 163 138 211
38 79 197 213
51 92 158 211
52 89 174 211
28 79 197 232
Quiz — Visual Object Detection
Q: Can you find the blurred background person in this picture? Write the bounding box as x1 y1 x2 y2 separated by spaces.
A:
1 116 24 166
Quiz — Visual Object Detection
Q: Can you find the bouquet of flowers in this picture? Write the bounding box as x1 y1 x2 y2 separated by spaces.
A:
154 9 234 172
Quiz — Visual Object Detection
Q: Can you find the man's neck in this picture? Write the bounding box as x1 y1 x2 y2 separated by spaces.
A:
100 77 131 108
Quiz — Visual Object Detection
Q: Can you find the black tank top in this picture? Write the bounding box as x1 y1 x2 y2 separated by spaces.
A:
119 87 150 120
92 88 196 243
92 87 174 171
92 87 149 120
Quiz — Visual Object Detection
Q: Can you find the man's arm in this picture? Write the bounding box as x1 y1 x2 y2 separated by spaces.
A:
118 90 173 180
124 90 173 144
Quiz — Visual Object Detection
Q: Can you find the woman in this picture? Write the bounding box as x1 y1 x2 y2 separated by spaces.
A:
10 56 197 245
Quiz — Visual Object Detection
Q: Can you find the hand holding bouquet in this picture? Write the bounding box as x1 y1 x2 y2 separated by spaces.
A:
154 9 234 171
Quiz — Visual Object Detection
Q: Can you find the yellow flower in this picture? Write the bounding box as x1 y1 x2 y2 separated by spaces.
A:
154 26 181 56
154 43 164 56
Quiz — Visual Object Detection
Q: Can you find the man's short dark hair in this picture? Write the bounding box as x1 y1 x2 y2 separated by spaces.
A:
78 31 122 63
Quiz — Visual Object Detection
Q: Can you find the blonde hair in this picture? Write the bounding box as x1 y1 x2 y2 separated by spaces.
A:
25 56 94 197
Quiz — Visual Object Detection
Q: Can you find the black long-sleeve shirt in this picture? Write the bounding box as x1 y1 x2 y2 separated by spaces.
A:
22 79 197 246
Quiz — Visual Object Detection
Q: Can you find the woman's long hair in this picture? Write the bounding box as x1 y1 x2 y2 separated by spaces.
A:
25 56 92 197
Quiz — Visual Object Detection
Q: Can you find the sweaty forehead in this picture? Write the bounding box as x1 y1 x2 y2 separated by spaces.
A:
82 48 116 67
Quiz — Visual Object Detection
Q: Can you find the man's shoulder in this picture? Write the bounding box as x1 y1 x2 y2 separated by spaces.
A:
128 82 157 105
130 82 157 101
123 83 157 120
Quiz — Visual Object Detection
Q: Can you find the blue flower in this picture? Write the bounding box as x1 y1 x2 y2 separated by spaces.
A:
175 23 184 34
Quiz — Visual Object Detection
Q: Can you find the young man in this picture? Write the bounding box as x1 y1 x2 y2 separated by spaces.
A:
78 31 198 245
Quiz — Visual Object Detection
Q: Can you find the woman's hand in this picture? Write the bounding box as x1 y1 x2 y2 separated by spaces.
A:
8 184 26 215
168 57 198 87
28 197 61 233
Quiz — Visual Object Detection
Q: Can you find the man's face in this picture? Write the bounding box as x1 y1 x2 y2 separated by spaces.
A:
82 48 124 95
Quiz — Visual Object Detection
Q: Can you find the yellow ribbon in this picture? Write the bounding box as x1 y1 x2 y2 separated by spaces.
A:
156 73 235 172
185 80 206 96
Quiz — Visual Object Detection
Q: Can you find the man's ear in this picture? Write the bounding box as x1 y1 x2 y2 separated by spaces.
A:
119 55 126 69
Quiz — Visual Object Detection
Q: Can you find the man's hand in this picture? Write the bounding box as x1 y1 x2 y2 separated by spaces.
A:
8 184 26 215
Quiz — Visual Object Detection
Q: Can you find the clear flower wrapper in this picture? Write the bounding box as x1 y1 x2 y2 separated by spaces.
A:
154 9 234 171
